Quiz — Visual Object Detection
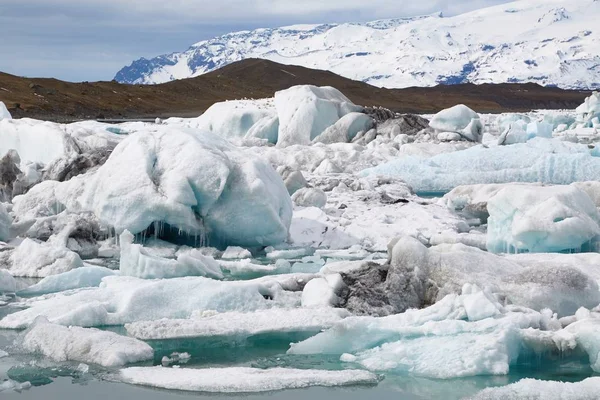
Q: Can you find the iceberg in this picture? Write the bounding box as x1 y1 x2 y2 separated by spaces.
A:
361 138 600 193
275 85 362 147
118 366 378 393
289 286 552 379
0 275 295 328
312 112 375 144
4 238 84 278
184 99 279 144
486 185 600 253
124 307 350 340
291 187 327 208
75 127 292 247
469 377 600 400
575 91 600 128
20 317 153 367
119 230 224 279
429 104 483 142
0 101 12 120
17 266 116 296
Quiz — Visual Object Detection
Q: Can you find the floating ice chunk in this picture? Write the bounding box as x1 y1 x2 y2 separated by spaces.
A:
497 124 528 145
6 238 84 277
161 352 191 366
486 185 600 253
266 247 313 260
292 187 327 208
17 266 115 296
312 112 374 144
349 328 519 378
289 290 545 378
0 275 290 329
565 318 600 373
189 99 279 144
0 101 12 120
118 366 378 393
496 113 530 132
313 158 343 174
575 91 600 128
221 246 252 260
79 127 292 247
0 380 31 393
461 284 502 321
217 258 288 277
125 307 350 340
20 317 153 367
277 167 308 195
119 231 223 279
301 274 344 307
0 269 16 294
275 85 362 147
526 121 553 139
429 105 482 142
362 138 600 193
469 377 600 400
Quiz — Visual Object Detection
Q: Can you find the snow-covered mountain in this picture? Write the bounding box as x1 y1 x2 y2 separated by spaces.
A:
115 0 600 89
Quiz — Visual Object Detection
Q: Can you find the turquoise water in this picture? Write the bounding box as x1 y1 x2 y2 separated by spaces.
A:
1 324 596 400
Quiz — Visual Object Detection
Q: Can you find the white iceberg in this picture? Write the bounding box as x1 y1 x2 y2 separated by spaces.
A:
289 286 549 379
0 101 12 120
469 377 600 400
312 112 375 144
74 127 292 247
0 275 294 329
429 104 483 142
125 307 350 340
486 185 600 253
17 265 115 296
186 99 279 144
362 138 600 193
119 230 223 279
5 238 84 278
575 91 600 128
291 187 327 209
275 85 362 147
20 317 153 367
118 366 378 393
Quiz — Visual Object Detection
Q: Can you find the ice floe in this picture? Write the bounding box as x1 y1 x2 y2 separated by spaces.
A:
125 307 350 340
118 366 378 392
20 317 153 367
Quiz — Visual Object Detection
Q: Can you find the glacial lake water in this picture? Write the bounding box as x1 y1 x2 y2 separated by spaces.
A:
1 321 596 400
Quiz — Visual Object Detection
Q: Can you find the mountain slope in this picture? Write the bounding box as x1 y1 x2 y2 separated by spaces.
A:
115 0 600 89
1 59 591 122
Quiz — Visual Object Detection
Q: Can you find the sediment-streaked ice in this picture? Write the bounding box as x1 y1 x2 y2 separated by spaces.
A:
125 307 350 340
118 366 378 392
21 317 153 367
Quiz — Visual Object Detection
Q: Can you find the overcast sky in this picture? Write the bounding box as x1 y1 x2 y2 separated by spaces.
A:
0 0 513 82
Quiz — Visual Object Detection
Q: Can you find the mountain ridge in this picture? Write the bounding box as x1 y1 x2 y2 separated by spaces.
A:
115 0 600 90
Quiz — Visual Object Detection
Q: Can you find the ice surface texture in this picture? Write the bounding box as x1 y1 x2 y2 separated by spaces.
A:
487 185 600 253
118 366 378 392
9 127 292 248
362 139 600 193
469 377 600 400
21 317 153 367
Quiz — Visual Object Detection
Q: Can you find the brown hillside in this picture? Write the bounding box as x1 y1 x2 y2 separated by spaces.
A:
0 58 591 122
